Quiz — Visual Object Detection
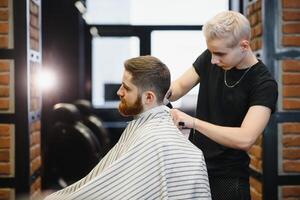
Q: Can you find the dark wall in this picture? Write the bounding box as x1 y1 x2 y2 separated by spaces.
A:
42 0 88 103
41 0 90 188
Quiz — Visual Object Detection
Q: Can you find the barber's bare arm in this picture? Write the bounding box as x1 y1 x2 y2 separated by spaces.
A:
168 66 200 101
170 105 271 151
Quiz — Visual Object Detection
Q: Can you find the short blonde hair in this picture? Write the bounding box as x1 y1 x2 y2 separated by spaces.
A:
203 11 251 47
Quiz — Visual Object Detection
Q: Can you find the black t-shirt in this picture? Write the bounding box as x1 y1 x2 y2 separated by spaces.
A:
190 49 278 178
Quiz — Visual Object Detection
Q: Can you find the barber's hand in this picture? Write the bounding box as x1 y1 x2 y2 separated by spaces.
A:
170 109 194 129
163 89 172 105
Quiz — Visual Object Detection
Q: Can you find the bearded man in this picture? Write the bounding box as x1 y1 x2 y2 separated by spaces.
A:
45 56 211 200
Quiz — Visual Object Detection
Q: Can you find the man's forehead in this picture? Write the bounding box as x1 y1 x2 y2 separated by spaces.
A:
122 70 135 87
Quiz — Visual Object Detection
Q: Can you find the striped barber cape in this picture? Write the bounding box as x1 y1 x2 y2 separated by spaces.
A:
45 105 211 200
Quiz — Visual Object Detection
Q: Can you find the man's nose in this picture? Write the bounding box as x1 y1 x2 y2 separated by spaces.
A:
117 87 123 97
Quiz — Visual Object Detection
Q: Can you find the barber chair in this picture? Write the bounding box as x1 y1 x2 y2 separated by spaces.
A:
73 99 111 155
48 103 102 186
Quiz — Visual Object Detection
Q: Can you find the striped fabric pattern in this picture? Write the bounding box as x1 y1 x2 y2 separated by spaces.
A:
45 105 211 200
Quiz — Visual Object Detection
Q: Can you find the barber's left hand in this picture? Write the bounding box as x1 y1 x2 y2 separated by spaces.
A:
170 109 194 129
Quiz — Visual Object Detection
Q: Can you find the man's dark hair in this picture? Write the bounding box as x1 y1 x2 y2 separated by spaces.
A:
124 55 170 103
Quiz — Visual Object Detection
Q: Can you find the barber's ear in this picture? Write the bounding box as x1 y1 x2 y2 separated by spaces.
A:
240 40 249 51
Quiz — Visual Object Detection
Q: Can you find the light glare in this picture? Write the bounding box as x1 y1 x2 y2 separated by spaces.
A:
36 69 57 91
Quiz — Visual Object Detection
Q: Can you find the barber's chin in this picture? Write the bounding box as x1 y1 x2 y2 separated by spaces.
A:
221 66 232 71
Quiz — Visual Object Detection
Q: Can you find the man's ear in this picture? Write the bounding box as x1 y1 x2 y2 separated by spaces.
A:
142 91 156 105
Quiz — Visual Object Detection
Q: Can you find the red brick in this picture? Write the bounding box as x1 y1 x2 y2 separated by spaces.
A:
0 99 9 110
0 10 8 20
257 10 262 23
250 155 262 172
253 24 263 37
283 160 300 172
283 86 300 97
283 135 300 146
283 0 300 8
30 14 39 29
0 60 9 72
0 22 8 34
0 35 8 48
0 74 9 85
251 37 262 51
248 145 262 159
30 120 41 132
0 149 9 161
283 99 300 110
250 176 262 193
0 87 9 97
250 186 262 200
254 0 261 11
0 189 11 199
0 163 10 175
283 148 300 159
0 0 8 7
30 156 41 175
247 3 255 16
282 60 300 72
283 123 300 134
30 1 39 15
283 23 300 34
30 26 39 40
30 39 39 51
0 136 10 148
283 11 300 21
282 186 300 197
0 124 10 136
282 73 300 84
249 13 259 26
282 35 300 46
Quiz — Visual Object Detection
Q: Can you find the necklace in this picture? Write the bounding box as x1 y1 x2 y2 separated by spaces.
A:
224 66 252 88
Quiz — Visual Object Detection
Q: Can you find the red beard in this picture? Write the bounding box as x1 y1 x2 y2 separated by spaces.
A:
118 95 143 117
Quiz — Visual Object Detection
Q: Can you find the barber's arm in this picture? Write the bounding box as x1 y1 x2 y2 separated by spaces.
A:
170 105 271 151
168 66 200 101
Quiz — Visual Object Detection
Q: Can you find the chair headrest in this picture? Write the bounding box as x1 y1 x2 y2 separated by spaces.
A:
53 103 81 124
73 99 92 116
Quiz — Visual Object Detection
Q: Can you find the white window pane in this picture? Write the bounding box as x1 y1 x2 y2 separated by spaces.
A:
130 0 229 25
151 31 206 108
85 0 131 24
85 0 229 25
92 37 139 108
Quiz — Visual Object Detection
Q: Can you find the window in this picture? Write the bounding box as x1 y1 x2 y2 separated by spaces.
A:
85 0 228 25
87 0 229 108
151 30 206 107
92 37 139 107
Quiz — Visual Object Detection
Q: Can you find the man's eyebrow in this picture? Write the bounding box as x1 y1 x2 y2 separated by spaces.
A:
122 82 130 89
211 51 226 55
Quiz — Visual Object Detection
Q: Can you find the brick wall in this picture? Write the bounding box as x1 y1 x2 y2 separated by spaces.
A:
0 0 14 199
0 0 11 49
280 0 300 199
0 59 14 113
246 0 264 199
248 0 262 51
0 0 42 199
29 0 42 199
0 124 14 200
